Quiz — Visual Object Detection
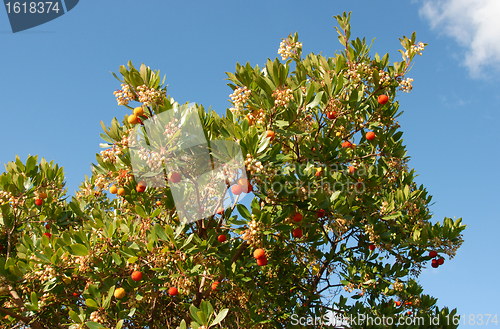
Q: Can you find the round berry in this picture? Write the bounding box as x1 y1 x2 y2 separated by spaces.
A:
378 94 389 105
168 287 178 296
366 131 375 141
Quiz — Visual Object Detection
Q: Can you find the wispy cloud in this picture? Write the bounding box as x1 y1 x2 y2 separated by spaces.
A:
419 0 500 77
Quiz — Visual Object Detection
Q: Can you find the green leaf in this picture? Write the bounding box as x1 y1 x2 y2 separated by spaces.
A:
69 310 82 323
189 305 202 323
102 285 115 309
135 204 148 218
70 244 89 256
236 204 251 221
85 298 99 309
211 308 229 326
154 224 169 242
86 321 105 329
115 320 124 329
30 292 39 311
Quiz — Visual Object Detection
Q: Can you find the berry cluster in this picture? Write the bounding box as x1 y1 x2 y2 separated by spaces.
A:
429 250 445 268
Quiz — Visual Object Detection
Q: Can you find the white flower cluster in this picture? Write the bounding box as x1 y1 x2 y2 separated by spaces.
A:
278 39 302 61
136 84 166 106
344 62 374 84
229 86 251 114
241 218 264 247
403 41 426 60
398 77 414 93
113 83 136 106
100 146 123 164
245 154 263 174
272 87 294 107
378 70 391 86
90 310 107 324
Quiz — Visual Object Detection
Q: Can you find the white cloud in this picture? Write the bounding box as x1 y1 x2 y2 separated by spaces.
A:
419 0 500 77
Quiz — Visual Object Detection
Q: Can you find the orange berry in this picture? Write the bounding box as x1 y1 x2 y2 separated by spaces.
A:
212 281 220 291
136 180 147 193
378 94 389 105
266 130 275 141
109 185 118 194
217 234 226 243
237 178 252 193
39 192 47 199
156 200 162 206
168 287 178 296
128 114 138 125
117 188 125 196
133 107 144 116
342 141 351 148
366 131 376 141
131 271 142 281
253 248 266 259
231 185 243 195
216 207 224 215
256 256 268 266
348 166 355 174
326 111 337 120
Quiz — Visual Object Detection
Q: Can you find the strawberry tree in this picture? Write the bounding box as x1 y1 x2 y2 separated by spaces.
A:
0 12 465 329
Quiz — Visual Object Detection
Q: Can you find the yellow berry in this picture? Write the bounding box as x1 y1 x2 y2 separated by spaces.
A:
133 107 144 116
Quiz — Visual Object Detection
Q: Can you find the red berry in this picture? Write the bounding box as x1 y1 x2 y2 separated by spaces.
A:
292 212 303 222
212 281 219 291
292 228 303 238
256 256 268 266
437 258 444 265
44 232 52 239
217 234 226 243
168 287 178 296
327 111 337 120
35 199 43 206
315 170 322 177
342 141 351 148
348 166 355 174
253 248 265 259
378 94 389 105
131 271 142 281
169 172 181 184
431 259 439 268
73 292 78 297
429 250 437 258
316 209 326 218
366 131 375 141
395 301 401 306
231 185 243 195
369 244 375 251
216 207 224 215
45 223 50 230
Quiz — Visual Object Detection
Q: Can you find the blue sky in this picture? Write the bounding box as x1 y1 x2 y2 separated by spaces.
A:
1 0 499 326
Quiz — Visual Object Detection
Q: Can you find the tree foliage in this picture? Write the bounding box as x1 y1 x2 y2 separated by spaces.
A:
0 13 465 329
